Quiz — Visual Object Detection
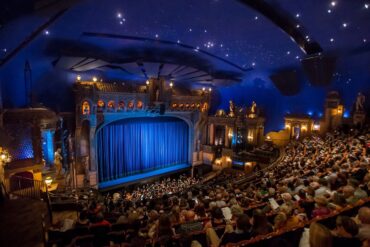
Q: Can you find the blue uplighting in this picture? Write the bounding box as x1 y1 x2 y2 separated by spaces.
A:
99 163 190 189
42 130 54 165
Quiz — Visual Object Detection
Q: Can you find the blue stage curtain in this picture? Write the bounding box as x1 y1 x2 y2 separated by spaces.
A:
97 117 189 182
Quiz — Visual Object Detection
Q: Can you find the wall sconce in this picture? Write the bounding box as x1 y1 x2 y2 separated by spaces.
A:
215 159 222 165
76 75 81 81
146 80 150 85
208 87 212 92
285 123 291 129
45 177 53 187
0 147 12 164
202 87 206 92
228 129 233 138
301 124 308 131
92 76 97 82
226 157 232 163
337 105 343 114
169 81 174 88
313 124 320 131
266 136 271 140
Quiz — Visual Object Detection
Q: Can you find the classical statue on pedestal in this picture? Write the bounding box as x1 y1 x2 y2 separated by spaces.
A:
247 101 257 118
54 148 63 177
229 100 235 117
355 92 365 112
251 101 257 113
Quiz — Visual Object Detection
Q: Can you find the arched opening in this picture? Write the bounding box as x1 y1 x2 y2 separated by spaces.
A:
96 116 190 183
82 101 90 115
107 100 115 111
136 100 143 109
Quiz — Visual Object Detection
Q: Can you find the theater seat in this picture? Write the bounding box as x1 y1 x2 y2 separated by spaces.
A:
69 234 94 247
89 225 110 247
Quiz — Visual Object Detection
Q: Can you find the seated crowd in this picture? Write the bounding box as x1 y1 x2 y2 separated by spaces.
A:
49 128 370 247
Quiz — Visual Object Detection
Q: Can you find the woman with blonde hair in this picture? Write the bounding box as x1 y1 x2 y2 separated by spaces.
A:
309 222 332 247
299 222 332 247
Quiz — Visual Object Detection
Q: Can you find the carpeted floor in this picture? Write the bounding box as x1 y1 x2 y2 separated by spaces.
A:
0 199 48 247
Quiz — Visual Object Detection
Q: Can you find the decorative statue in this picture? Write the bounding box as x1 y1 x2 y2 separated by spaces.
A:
54 148 63 177
251 101 257 113
355 92 365 112
229 100 235 117
247 101 257 118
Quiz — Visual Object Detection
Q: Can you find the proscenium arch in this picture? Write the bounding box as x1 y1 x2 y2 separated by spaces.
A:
94 114 194 177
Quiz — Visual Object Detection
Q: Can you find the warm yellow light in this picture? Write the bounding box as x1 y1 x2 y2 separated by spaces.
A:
313 124 320 131
228 129 233 138
215 159 222 165
146 80 150 85
202 87 206 91
301 124 307 131
169 81 174 88
76 75 81 81
0 154 6 161
285 123 291 129
92 76 97 82
245 162 252 167
226 157 232 162
45 177 53 186
248 135 253 141
266 136 271 140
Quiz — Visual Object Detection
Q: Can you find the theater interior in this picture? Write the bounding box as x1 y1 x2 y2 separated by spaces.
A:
0 0 369 247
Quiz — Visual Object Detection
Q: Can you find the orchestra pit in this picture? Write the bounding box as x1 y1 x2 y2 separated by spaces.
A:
0 1 370 247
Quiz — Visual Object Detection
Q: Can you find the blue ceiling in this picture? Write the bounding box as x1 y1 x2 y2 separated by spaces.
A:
0 0 369 131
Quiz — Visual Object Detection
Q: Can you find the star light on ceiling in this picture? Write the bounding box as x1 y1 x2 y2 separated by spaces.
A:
342 22 348 28
331 1 337 7
204 41 215 48
252 62 256 66
3 48 7 53
44 30 50 35
365 3 369 9
155 34 159 38
327 9 332 13
254 16 258 20
117 13 122 18
330 38 334 42
295 13 300 18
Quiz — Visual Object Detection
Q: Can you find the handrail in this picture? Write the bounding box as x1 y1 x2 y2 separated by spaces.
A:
234 147 285 186
225 197 370 247
0 181 9 200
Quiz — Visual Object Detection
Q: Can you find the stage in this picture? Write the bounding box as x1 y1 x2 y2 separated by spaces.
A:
98 163 190 190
